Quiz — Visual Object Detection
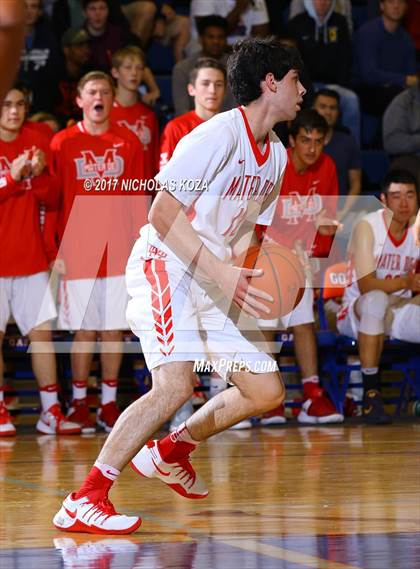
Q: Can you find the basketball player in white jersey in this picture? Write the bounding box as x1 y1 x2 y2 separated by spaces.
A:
337 170 420 424
53 37 306 534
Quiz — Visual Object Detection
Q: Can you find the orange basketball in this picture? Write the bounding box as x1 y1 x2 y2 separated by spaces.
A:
237 242 306 319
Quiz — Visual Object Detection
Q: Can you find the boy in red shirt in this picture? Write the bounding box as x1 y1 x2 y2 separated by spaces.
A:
159 57 226 170
51 71 148 434
0 83 81 436
261 109 343 425
110 46 159 180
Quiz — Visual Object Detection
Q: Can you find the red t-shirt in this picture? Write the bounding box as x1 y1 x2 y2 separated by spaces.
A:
265 148 339 257
110 100 159 180
0 123 57 276
50 121 150 279
159 110 204 170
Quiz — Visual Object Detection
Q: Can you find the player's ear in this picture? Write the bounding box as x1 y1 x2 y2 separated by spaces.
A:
289 134 295 147
76 95 83 110
379 192 387 206
110 67 119 80
187 83 196 97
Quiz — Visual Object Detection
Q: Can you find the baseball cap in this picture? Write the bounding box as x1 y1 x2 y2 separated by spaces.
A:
62 28 90 47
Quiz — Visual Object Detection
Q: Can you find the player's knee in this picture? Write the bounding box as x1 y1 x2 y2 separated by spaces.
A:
359 290 389 319
253 374 285 413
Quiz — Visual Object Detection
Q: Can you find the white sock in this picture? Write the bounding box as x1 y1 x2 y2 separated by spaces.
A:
72 380 87 400
94 460 120 481
39 384 58 412
0 387 4 403
101 379 117 405
170 421 200 445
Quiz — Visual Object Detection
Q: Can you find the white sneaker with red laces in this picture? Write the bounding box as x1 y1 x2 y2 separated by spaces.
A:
130 439 208 500
37 403 82 435
0 401 16 436
53 493 142 535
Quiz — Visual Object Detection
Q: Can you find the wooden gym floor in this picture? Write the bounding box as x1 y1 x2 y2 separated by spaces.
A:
0 422 419 568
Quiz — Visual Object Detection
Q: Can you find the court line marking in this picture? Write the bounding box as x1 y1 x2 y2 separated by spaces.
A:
218 539 361 569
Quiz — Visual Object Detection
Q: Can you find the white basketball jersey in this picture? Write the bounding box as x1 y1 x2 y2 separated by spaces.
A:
343 208 420 306
142 107 287 265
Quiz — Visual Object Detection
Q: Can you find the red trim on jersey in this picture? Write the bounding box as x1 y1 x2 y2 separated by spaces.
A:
382 210 408 247
144 259 174 357
238 106 270 167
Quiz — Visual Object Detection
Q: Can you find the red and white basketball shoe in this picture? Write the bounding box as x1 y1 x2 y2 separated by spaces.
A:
298 390 344 424
66 399 96 434
53 493 142 535
0 401 16 436
130 440 208 499
97 401 120 433
37 403 82 435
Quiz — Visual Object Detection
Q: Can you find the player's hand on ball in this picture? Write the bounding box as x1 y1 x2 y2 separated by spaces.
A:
217 265 273 318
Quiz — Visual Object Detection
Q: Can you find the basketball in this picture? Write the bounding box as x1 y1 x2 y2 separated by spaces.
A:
237 242 306 319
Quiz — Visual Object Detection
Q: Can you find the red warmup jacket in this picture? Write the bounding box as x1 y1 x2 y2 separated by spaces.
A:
50 121 151 280
0 123 57 277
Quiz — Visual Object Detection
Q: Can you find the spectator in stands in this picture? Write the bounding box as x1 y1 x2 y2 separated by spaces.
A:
19 0 63 113
83 0 135 71
0 83 81 437
53 28 93 126
119 0 157 46
172 16 235 116
289 0 353 34
337 169 420 423
260 109 343 425
383 79 420 186
189 0 270 54
353 0 417 116
313 88 361 218
110 46 159 179
50 71 148 434
153 1 191 62
288 0 361 145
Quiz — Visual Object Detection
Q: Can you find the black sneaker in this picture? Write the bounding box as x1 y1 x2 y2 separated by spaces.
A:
362 390 393 425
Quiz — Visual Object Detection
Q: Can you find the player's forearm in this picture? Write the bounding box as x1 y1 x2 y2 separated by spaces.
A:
358 275 409 295
149 193 225 280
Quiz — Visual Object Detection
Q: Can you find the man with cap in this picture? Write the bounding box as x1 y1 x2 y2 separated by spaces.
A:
53 28 93 126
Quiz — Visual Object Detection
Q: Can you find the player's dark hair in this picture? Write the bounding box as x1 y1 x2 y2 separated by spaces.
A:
197 15 229 36
189 57 227 85
289 109 328 138
313 88 340 104
227 36 303 106
381 169 418 194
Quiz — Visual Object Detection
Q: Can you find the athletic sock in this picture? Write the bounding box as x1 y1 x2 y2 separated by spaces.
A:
74 460 120 502
0 387 4 403
157 421 200 463
39 384 58 412
72 380 87 401
101 379 118 405
361 367 380 393
302 375 322 399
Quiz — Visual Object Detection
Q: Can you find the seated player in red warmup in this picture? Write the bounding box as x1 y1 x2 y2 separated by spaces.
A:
0 83 81 436
110 46 159 181
50 71 149 434
260 109 343 425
